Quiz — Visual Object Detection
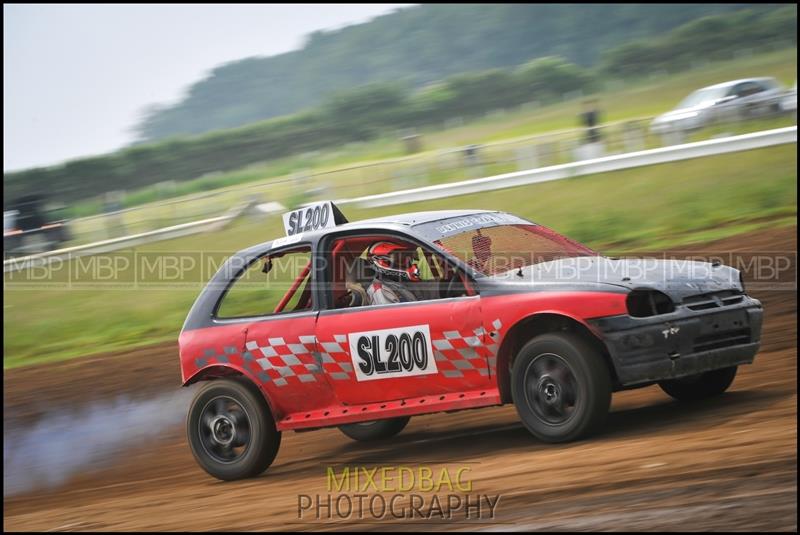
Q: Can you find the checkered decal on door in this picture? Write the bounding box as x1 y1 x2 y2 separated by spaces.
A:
431 319 502 379
315 318 504 381
244 335 321 386
316 334 355 381
196 334 355 388
195 319 503 386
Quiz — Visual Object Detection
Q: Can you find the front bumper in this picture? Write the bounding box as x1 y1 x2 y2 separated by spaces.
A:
589 296 763 387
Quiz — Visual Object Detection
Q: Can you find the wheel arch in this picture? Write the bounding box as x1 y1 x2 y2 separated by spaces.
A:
494 312 619 403
183 364 280 419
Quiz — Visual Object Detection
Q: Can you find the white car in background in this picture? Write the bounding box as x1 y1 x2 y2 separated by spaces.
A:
650 77 785 134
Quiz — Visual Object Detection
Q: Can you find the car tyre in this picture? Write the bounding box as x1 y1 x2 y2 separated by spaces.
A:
338 417 411 442
511 333 611 443
658 366 737 401
187 378 281 481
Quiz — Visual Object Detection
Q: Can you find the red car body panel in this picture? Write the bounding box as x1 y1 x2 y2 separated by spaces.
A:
180 207 761 435
180 291 627 431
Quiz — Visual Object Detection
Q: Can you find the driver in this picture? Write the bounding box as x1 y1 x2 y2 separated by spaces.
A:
365 241 422 305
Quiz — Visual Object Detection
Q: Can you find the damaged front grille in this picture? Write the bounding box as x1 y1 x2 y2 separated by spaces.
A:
693 328 752 352
683 290 744 311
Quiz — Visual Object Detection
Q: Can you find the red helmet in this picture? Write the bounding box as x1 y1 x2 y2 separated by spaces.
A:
368 241 421 282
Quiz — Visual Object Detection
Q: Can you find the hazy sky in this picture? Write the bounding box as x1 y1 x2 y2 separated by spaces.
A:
3 4 415 172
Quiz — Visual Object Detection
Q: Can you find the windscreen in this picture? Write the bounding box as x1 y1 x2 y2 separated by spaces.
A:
430 223 595 276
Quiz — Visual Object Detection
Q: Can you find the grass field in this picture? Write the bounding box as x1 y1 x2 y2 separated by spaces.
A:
4 143 796 369
66 47 797 242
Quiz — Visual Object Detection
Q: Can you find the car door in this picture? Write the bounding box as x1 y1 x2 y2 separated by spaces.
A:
314 230 492 406
216 243 338 416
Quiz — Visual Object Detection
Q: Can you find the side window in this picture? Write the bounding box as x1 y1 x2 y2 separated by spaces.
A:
413 246 440 282
749 81 767 95
738 82 762 97
330 235 475 309
216 247 313 318
760 79 778 91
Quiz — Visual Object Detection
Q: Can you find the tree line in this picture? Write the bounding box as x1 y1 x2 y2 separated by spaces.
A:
4 6 796 207
135 4 775 141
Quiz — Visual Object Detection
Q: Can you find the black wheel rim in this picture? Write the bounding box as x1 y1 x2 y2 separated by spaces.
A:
523 353 579 425
198 395 252 464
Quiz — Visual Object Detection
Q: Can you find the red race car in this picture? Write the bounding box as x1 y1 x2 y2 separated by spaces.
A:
180 202 763 480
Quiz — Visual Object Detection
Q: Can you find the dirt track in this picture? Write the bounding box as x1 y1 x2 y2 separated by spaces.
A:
4 227 797 531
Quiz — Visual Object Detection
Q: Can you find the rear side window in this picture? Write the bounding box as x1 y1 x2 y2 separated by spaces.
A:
216 247 312 318
735 82 763 97
757 79 778 91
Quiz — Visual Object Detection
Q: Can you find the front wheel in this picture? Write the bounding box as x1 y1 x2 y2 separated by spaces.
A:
511 333 611 443
658 366 737 401
338 417 411 442
187 378 281 481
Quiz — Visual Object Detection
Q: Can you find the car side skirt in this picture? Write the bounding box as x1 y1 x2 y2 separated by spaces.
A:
276 388 502 431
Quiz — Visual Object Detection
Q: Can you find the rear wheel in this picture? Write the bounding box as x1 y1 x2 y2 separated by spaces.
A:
658 366 737 401
187 378 281 481
338 417 411 442
511 333 611 443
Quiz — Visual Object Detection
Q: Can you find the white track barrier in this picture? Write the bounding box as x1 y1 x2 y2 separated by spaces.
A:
340 126 797 208
5 126 796 273
3 201 254 273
